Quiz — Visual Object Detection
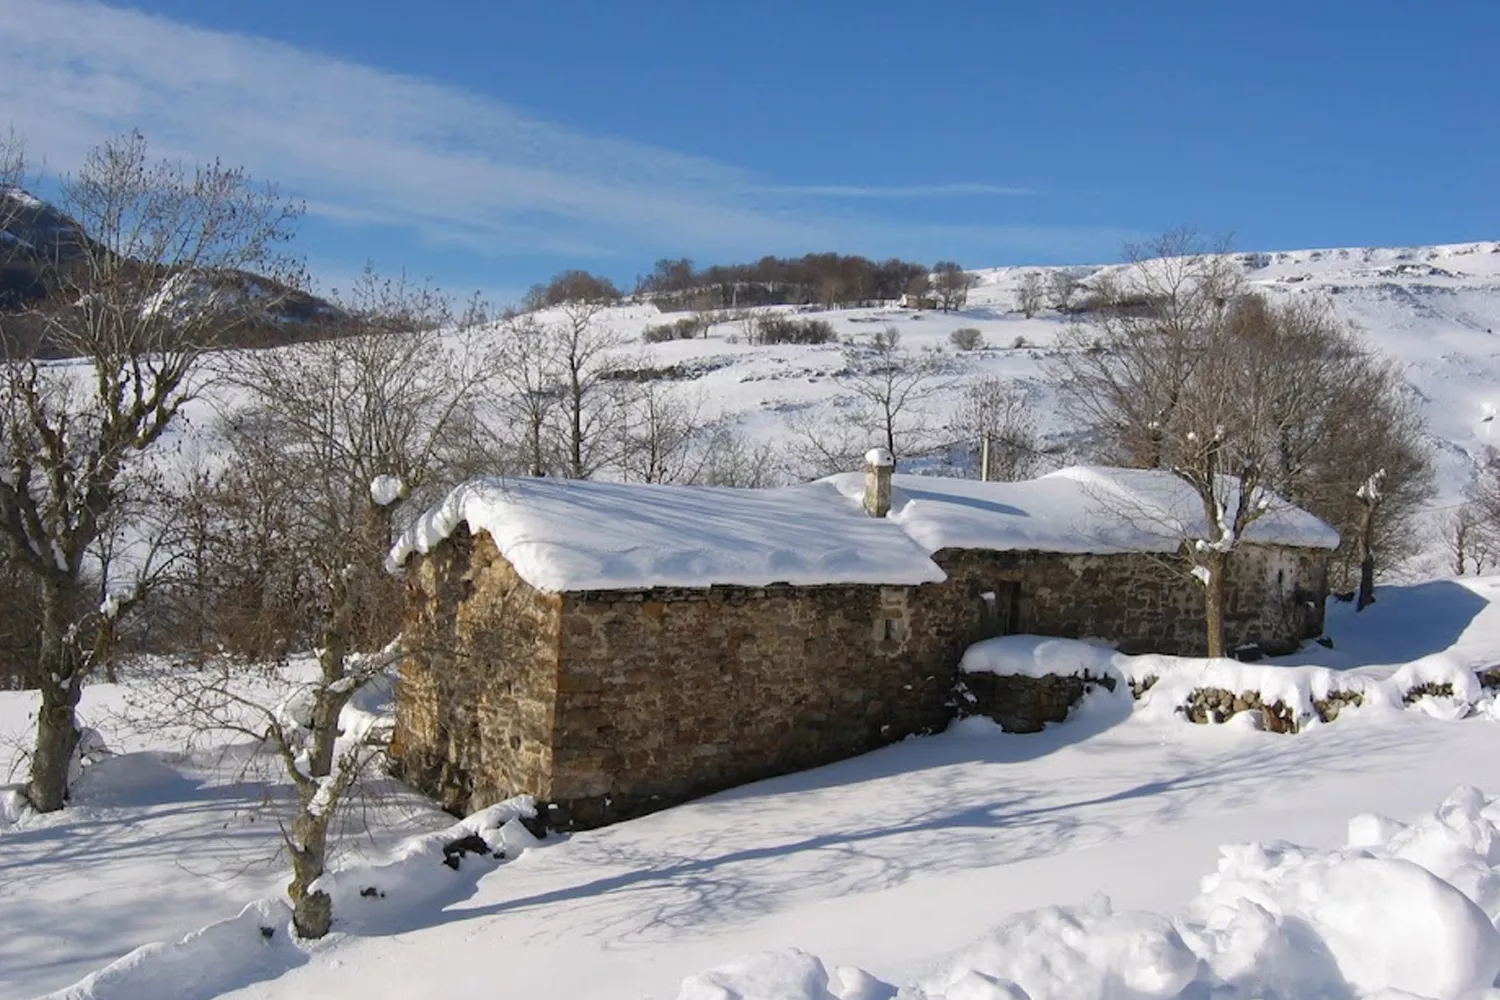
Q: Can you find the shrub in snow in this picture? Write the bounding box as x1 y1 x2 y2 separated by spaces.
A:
751 316 836 346
949 327 984 351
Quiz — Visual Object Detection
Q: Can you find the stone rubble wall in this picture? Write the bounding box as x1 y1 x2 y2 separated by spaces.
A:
393 532 1333 827
931 545 1328 658
390 529 564 813
965 669 1500 736
959 671 1118 733
547 582 953 827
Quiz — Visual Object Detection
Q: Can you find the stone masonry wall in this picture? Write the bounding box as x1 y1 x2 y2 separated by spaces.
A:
547 582 953 826
393 531 1328 827
931 545 1327 657
390 529 563 813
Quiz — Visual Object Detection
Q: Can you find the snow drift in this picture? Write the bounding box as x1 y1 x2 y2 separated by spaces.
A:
678 786 1500 1000
37 797 539 1000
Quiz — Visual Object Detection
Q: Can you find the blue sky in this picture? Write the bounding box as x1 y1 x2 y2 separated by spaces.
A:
2 0 1495 306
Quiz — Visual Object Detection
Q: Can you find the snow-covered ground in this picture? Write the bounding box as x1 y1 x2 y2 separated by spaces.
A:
8 241 1500 998
3 579 1500 999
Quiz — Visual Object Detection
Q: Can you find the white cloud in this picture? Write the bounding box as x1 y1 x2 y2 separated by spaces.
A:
0 0 1132 267
768 183 1037 199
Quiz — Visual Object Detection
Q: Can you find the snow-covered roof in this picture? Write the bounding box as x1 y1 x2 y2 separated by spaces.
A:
387 477 945 593
388 466 1338 593
822 466 1341 558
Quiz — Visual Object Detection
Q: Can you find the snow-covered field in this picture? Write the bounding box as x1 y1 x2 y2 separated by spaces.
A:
2 580 1500 999
7 241 1500 999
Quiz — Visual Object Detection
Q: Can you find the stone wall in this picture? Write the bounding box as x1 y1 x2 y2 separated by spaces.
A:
390 528 563 813
547 582 953 826
930 545 1326 657
961 671 1117 733
392 532 1329 828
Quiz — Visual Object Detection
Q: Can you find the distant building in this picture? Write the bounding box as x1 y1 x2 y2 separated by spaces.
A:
898 292 939 309
388 457 1335 828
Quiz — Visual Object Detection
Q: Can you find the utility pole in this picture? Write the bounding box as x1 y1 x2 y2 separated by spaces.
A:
980 431 992 482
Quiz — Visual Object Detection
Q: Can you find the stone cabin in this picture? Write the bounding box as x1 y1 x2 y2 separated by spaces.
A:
387 455 1336 828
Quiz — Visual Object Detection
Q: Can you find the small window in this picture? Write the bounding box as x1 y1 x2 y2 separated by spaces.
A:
883 617 907 641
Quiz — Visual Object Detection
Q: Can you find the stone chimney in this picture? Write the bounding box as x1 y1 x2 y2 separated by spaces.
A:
863 447 894 518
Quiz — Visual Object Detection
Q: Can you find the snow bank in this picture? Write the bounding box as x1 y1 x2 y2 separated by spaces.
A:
960 634 1499 730
313 796 538 923
914 899 1199 999
676 949 893 1000
36 898 304 1000
679 787 1500 999
390 466 1335 594
39 798 542 999
0 784 29 827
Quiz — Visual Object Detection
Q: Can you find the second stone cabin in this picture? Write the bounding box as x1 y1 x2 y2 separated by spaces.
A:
387 454 1336 828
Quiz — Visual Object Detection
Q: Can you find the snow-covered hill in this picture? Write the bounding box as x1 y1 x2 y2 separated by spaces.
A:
501 240 1500 573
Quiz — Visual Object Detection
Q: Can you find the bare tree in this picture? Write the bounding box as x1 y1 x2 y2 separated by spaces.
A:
160 272 494 938
1016 271 1045 318
785 404 872 481
933 261 974 312
953 378 1040 481
492 316 560 477
1459 453 1500 577
1445 501 1497 576
523 269 620 310
1282 358 1432 606
551 300 625 479
693 424 787 488
905 270 933 302
835 326 948 461
1052 231 1394 656
1048 271 1079 313
0 133 300 812
617 381 708 484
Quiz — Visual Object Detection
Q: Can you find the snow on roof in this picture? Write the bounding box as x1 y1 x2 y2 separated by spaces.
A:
386 476 945 593
820 466 1339 558
389 466 1338 593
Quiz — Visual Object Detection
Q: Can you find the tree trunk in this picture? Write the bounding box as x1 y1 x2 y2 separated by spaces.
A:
569 375 584 479
27 582 82 812
1356 501 1377 611
1202 552 1228 659
288 809 333 938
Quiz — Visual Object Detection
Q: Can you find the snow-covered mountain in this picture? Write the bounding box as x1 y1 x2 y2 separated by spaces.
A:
0 186 344 346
